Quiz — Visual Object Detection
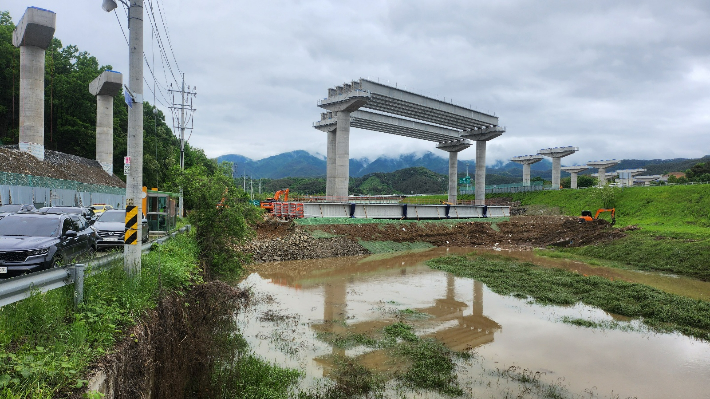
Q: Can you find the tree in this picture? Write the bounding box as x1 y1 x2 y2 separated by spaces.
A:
179 161 261 278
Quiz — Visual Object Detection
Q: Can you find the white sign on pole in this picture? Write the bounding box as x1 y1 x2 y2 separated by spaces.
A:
124 164 130 175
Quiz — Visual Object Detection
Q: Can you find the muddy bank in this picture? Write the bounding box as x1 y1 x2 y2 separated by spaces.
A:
75 282 248 399
243 216 627 263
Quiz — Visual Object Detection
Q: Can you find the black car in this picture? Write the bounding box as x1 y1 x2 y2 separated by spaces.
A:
0 204 36 220
38 206 97 224
0 213 98 278
94 210 150 249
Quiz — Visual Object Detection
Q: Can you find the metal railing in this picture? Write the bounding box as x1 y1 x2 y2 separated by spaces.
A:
0 225 190 308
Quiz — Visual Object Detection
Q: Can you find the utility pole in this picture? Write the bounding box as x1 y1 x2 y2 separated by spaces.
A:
124 0 144 275
168 73 196 219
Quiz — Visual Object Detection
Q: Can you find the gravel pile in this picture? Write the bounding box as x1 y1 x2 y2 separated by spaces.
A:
239 229 369 263
0 146 125 188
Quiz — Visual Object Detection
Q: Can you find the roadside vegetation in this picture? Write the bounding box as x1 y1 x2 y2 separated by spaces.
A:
427 254 710 341
0 232 201 398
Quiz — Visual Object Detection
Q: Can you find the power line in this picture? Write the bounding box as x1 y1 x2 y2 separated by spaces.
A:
154 0 182 74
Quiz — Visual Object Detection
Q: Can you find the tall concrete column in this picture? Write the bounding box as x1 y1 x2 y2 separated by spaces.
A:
511 155 544 186
326 129 336 197
475 140 486 205
461 126 505 206
587 160 620 187
561 166 589 189
12 7 56 161
437 139 471 204
335 111 351 200
448 152 458 203
551 157 561 189
317 84 369 202
89 71 123 175
538 147 578 190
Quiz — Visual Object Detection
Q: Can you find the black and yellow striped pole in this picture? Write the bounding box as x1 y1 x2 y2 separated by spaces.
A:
124 205 139 245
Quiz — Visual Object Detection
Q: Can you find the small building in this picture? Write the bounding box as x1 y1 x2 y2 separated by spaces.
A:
145 188 178 234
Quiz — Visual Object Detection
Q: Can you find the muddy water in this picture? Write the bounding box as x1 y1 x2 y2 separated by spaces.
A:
238 248 710 399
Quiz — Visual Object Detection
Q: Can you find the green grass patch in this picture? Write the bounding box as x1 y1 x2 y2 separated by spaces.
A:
501 184 710 236
0 232 202 397
312 322 466 397
553 230 710 281
358 240 434 254
427 255 710 341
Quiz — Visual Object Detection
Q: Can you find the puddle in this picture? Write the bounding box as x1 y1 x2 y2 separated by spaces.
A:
238 248 710 398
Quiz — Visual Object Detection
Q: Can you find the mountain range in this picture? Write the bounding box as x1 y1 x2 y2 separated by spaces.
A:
217 151 709 180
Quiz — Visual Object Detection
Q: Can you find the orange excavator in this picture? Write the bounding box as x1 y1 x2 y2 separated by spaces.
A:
579 208 615 225
260 188 289 212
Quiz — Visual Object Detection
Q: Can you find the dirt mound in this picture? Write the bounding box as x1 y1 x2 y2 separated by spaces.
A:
303 215 625 250
0 146 125 187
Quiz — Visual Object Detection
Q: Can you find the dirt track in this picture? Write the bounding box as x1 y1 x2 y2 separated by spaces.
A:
245 216 630 263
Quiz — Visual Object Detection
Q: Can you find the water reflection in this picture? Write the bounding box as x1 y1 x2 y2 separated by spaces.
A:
240 248 710 399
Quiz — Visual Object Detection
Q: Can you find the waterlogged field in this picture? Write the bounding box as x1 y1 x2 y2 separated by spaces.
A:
238 248 710 399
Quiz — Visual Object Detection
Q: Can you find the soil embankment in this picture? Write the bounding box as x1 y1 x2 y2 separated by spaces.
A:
243 215 629 263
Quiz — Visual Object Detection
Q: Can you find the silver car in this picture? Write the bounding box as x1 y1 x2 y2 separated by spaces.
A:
93 210 150 248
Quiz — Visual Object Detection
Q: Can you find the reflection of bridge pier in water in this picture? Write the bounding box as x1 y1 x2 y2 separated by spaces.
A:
322 280 348 359
421 276 501 351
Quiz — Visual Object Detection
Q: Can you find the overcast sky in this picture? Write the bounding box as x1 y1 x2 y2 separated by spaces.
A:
6 0 710 166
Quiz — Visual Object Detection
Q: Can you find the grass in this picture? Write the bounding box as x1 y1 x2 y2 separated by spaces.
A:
312 322 466 397
0 232 202 397
427 254 710 341
358 240 434 254
553 231 710 281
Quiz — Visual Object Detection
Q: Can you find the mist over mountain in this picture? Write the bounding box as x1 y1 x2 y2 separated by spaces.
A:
217 151 705 180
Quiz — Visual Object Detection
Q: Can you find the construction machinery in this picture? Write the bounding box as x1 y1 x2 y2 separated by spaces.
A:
579 208 615 225
260 189 289 212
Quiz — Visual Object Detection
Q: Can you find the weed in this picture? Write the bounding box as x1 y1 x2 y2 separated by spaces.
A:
358 240 434 254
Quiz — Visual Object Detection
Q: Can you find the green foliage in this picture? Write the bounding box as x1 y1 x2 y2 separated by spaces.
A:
503 184 710 235
558 232 710 281
685 162 710 182
0 232 201 397
427 255 710 341
213 351 302 399
179 162 261 277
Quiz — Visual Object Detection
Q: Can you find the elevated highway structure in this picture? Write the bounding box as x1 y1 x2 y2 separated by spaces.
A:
314 79 504 205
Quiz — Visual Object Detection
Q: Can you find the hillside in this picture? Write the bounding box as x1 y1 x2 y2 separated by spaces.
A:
218 150 709 180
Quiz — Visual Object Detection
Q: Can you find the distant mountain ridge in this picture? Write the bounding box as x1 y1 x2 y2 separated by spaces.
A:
217 151 708 180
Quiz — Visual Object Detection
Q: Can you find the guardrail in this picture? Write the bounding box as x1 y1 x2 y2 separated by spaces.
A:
0 225 191 308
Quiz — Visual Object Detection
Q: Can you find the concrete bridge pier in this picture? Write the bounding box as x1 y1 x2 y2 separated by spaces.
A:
510 155 544 186
462 127 505 205
12 7 56 161
561 166 589 189
437 139 472 204
538 146 578 190
317 84 370 201
587 160 620 186
89 71 123 175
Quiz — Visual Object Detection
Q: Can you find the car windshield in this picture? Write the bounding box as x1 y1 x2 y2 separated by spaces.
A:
0 216 60 237
98 212 125 223
0 205 22 213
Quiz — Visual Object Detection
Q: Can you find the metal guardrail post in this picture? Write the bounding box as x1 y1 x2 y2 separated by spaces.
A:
73 264 85 309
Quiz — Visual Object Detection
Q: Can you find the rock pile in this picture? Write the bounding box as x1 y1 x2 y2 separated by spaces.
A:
239 230 368 263
0 146 125 187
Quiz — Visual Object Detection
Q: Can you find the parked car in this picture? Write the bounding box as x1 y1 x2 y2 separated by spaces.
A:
38 206 97 224
94 210 150 249
90 204 114 214
0 204 36 220
0 213 97 278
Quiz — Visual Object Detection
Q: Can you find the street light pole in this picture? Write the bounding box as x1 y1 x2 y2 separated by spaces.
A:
124 0 144 275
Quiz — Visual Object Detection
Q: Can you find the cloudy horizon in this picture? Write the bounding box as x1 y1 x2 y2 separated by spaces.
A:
5 0 709 166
